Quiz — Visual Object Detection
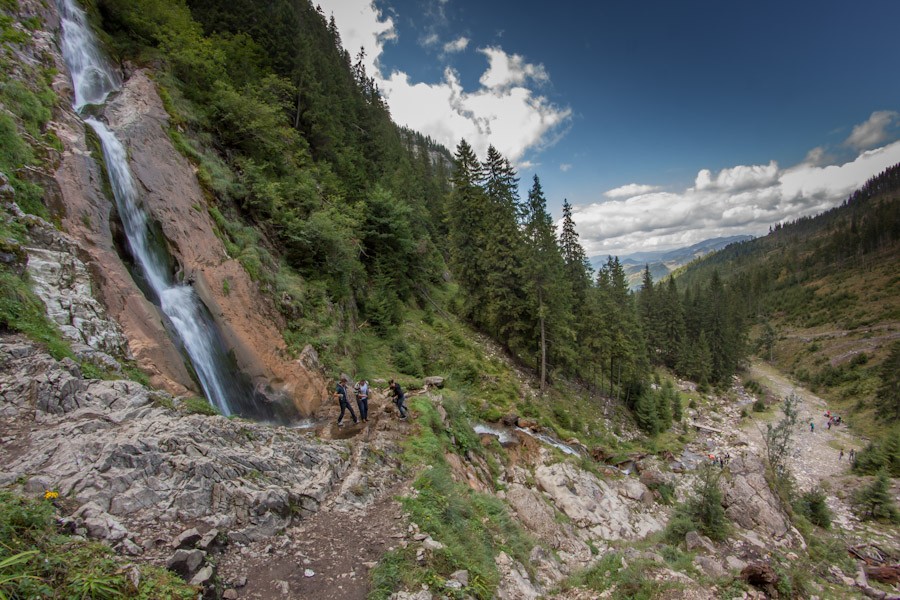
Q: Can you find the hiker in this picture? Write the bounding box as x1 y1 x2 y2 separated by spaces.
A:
839 448 844 461
334 377 358 426
810 421 814 432
388 379 408 419
354 379 369 422
849 448 856 463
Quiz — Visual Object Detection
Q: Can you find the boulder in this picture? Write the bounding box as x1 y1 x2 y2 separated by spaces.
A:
172 528 202 549
424 376 445 389
166 549 206 579
685 531 716 554
695 556 728 579
500 414 519 426
188 565 215 587
721 455 791 538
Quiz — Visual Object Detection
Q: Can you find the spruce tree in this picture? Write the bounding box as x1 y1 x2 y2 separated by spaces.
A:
447 139 488 320
480 146 526 346
521 175 573 390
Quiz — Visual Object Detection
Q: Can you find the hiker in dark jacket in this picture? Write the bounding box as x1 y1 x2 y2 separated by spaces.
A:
388 379 408 419
334 377 358 426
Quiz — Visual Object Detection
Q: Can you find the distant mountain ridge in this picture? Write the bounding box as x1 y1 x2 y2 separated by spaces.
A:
591 235 754 289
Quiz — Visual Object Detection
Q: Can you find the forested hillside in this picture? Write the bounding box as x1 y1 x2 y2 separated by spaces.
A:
88 0 452 369
74 0 755 432
676 165 900 469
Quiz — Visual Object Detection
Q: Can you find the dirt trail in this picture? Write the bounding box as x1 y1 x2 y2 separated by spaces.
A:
745 360 863 531
218 393 415 599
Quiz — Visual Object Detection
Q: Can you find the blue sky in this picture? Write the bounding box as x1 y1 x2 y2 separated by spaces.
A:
317 0 900 256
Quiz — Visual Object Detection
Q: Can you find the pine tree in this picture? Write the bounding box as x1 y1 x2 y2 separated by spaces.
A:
447 139 488 320
521 175 573 391
559 200 592 301
659 277 686 369
854 471 900 522
480 146 526 346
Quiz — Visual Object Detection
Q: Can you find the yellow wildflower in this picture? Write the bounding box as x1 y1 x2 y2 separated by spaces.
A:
44 490 59 500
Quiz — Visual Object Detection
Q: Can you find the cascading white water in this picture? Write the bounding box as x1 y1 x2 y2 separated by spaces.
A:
56 0 121 111
86 119 238 415
56 0 272 418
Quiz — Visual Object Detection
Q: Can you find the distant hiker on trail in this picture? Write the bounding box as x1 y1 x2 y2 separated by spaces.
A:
354 379 369 422
334 377 358 426
810 421 814 432
839 448 844 461
388 379 408 420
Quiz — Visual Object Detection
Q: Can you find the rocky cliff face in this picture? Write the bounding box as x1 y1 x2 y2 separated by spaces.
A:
35 0 327 413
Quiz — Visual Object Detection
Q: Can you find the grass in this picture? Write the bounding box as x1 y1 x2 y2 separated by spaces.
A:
0 491 196 598
369 396 534 599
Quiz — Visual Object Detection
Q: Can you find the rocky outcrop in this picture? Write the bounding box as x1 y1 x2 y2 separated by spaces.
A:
533 461 665 541
720 454 792 539
0 337 347 547
18 206 129 370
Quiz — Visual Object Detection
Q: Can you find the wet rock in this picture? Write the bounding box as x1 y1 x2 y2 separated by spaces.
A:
0 338 348 545
500 414 519 426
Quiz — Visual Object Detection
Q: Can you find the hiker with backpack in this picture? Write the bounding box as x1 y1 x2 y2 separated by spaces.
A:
388 379 408 420
354 379 369 422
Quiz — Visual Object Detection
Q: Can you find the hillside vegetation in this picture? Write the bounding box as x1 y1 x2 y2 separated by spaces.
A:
677 165 900 468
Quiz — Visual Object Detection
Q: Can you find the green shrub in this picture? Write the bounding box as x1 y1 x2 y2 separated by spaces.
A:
853 471 900 522
794 488 832 529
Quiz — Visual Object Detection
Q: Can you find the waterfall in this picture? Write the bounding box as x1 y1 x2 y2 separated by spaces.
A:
86 119 240 416
57 0 281 420
56 0 121 111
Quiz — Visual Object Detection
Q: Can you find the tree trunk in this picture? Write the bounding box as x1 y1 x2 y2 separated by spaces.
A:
540 314 547 393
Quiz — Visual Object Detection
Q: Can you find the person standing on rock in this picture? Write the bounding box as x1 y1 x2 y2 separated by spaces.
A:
334 377 358 426
388 379 408 420
354 379 369 422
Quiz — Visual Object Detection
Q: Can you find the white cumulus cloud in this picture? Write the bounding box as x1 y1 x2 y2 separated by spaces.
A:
560 163 572 172
443 37 469 53
604 183 662 198
316 0 569 163
844 110 898 151
573 140 900 258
